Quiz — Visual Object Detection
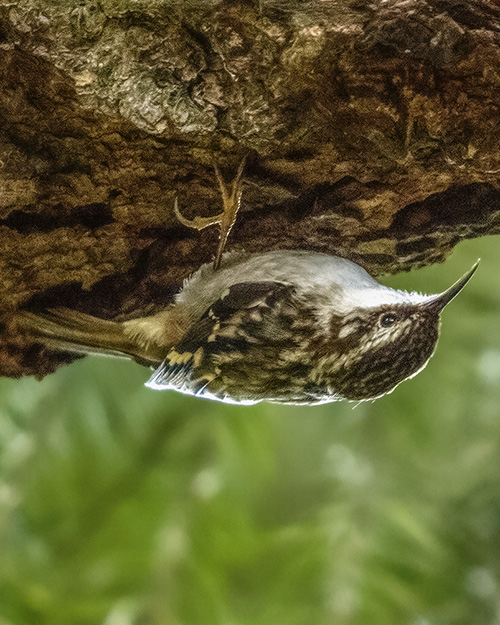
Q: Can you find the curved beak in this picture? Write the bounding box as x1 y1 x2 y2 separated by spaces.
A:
424 259 480 312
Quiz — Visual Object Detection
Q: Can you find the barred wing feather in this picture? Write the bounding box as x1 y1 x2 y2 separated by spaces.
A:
146 281 296 403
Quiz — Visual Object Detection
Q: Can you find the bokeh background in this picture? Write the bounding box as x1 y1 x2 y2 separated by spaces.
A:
1 237 499 625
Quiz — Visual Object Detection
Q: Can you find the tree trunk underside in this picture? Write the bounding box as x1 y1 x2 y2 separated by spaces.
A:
1 0 499 377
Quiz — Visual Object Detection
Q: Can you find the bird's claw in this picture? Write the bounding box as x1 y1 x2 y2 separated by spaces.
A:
174 157 246 270
173 196 224 232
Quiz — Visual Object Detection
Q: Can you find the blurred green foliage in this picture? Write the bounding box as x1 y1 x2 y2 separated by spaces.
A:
1 238 500 625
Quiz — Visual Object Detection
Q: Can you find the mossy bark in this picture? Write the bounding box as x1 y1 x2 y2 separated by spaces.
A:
1 0 500 376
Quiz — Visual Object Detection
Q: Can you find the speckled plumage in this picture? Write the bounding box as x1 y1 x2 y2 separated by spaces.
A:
18 250 478 405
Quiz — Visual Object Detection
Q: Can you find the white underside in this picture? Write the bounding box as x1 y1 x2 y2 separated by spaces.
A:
177 250 429 320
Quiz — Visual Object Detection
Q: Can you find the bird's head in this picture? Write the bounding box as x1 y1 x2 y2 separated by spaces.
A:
312 260 479 401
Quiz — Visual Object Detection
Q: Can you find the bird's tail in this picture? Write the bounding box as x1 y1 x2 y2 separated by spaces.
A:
17 308 162 366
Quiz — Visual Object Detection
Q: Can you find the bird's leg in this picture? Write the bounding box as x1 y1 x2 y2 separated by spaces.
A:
174 157 246 270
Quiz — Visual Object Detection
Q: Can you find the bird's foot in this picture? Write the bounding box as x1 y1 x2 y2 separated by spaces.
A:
174 157 246 270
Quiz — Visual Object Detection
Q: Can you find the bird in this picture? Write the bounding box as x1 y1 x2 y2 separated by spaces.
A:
17 162 479 405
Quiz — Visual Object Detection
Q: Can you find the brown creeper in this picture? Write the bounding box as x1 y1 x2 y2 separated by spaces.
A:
17 164 478 405
18 250 478 405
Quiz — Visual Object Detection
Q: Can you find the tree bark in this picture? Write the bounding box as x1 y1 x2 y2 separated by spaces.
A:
1 0 500 377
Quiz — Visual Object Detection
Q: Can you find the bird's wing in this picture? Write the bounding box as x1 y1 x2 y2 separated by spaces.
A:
146 281 297 402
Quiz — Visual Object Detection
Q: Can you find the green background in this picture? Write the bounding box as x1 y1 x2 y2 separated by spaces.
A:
1 237 499 625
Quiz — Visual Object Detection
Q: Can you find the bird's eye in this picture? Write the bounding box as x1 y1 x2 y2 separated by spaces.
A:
380 312 397 327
